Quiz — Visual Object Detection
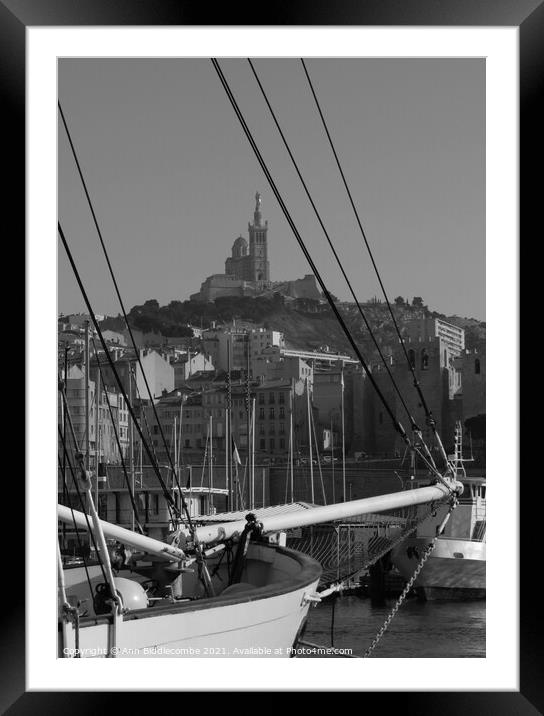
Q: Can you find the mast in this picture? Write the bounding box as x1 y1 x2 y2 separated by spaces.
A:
311 399 326 504
251 397 256 509
341 364 346 502
173 416 178 507
84 320 90 473
289 383 294 503
95 365 102 509
60 480 457 551
61 343 69 551
177 395 183 474
245 331 251 512
226 336 231 511
331 417 336 504
139 425 143 486
97 419 101 487
307 377 314 504
128 365 135 531
209 413 213 512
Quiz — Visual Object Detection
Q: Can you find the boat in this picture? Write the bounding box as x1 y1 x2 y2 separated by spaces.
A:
58 478 458 657
391 423 486 600
59 538 321 658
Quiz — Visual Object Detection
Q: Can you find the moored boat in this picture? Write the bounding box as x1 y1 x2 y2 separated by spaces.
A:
392 425 486 600
60 541 321 658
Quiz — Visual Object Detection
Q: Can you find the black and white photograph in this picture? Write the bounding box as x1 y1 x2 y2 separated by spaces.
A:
13 13 527 702
56 54 487 660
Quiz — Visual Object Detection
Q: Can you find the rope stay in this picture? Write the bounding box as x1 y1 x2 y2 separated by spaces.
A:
58 444 97 604
300 59 451 468
128 362 164 477
309 397 327 505
58 390 108 583
211 58 410 447
59 222 213 593
91 341 145 534
58 102 199 534
58 221 180 519
247 58 420 435
57 388 123 607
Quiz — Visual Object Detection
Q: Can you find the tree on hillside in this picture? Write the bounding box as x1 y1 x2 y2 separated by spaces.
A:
394 296 405 306
412 296 424 307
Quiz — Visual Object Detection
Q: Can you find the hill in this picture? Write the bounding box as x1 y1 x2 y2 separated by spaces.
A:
101 295 485 357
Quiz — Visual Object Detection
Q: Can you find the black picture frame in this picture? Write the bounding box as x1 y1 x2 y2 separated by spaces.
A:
10 0 534 710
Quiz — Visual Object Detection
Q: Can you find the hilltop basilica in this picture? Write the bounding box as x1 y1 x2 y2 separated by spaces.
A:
190 192 321 303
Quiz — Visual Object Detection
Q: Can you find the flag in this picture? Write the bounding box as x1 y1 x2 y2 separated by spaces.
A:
232 436 242 465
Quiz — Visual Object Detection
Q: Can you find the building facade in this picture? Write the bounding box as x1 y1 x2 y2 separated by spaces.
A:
61 365 129 469
191 192 272 302
366 332 464 457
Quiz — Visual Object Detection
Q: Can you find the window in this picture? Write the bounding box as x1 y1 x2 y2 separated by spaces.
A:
379 412 383 425
280 438 285 450
475 358 481 374
260 439 266 450
279 393 285 404
259 425 265 435
269 438 275 450
279 423 285 435
259 407 265 419
279 406 285 418
421 349 429 370
408 349 416 369
269 392 275 404
269 407 275 419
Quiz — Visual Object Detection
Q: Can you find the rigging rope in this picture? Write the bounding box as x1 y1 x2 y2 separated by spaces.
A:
309 399 327 504
211 58 410 448
58 222 179 520
300 59 448 466
128 362 164 475
125 360 177 521
91 342 145 533
58 422 108 586
59 456 96 603
248 58 420 433
58 102 198 533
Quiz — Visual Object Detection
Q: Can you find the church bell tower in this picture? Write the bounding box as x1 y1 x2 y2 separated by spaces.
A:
248 191 270 284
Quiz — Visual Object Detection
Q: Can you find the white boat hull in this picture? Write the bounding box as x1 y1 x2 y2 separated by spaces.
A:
392 536 486 600
60 542 321 658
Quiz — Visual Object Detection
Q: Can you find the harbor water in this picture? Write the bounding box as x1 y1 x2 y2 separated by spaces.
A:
303 595 486 658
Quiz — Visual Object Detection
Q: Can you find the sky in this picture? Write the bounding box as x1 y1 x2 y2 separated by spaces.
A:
58 57 485 321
